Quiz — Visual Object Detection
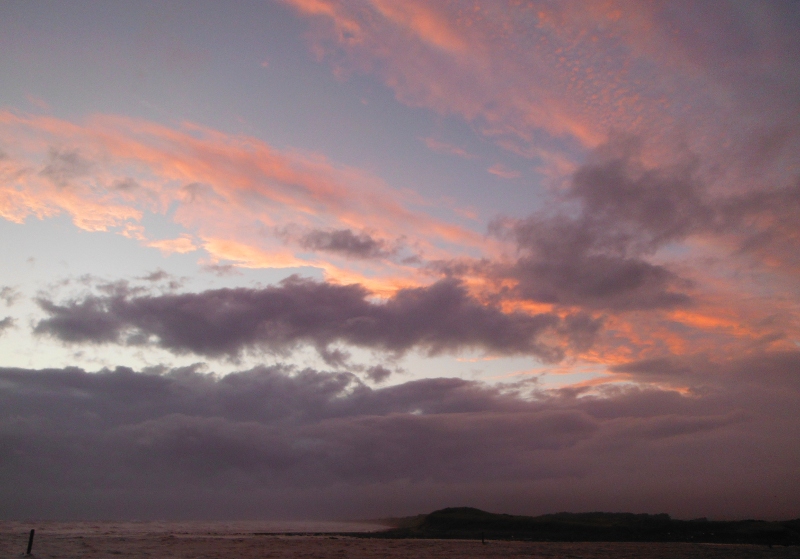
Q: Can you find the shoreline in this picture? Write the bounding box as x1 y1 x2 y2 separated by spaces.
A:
2 529 798 559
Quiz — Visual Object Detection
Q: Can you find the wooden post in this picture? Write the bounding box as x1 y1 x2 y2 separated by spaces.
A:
26 529 35 555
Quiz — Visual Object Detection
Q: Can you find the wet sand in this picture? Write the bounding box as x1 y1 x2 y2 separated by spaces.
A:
1 523 797 558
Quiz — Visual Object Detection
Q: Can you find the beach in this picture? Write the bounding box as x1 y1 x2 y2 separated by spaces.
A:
1 522 796 559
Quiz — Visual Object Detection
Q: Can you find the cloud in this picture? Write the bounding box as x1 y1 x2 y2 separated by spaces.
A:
0 316 14 334
487 164 521 180
0 111 487 290
38 147 92 187
365 364 392 383
36 297 124 343
300 228 391 259
283 0 800 168
421 137 476 159
25 94 50 111
33 276 604 362
266 0 800 349
140 269 170 282
146 234 198 255
0 286 20 306
485 137 800 311
567 140 800 260
201 263 242 277
283 0 612 147
1 358 798 519
487 146 698 310
504 221 693 310
611 350 800 392
112 177 140 191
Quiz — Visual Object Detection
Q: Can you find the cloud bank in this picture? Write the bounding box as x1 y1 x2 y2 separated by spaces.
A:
1 361 798 520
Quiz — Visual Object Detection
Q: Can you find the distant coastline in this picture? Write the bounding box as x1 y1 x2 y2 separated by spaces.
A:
340 507 800 546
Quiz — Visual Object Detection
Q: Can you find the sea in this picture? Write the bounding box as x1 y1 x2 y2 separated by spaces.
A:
0 520 796 558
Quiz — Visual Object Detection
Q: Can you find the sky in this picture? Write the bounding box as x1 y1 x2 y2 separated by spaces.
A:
1 0 799 521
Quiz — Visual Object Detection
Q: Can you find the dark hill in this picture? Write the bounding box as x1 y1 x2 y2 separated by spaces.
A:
367 507 800 545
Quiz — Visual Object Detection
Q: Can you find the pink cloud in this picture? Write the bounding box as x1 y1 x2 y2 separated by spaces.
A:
25 94 50 111
421 137 476 159
368 1 467 54
487 164 520 180
281 0 800 193
147 235 198 255
0 111 494 292
280 0 647 150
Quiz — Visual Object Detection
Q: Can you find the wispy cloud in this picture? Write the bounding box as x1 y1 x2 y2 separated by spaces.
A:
487 164 520 180
147 235 198 255
0 111 490 290
421 137 476 159
283 0 800 182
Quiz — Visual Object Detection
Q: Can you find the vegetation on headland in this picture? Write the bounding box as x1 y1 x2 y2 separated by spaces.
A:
353 507 800 545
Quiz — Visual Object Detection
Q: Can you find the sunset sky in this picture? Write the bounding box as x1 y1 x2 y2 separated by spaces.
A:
1 0 799 521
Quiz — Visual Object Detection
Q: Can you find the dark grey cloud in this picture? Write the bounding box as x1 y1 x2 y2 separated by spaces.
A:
365 364 392 383
611 350 800 391
722 179 800 264
300 228 392 259
34 277 596 361
506 231 693 310
36 297 122 343
490 138 800 310
0 356 797 520
137 269 185 290
611 357 695 380
0 316 14 334
201 263 242 276
140 269 170 282
38 147 91 187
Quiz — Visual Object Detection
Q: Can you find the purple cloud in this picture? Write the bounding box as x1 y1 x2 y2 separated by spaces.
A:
488 138 800 310
34 277 599 361
1 356 797 520
300 229 393 260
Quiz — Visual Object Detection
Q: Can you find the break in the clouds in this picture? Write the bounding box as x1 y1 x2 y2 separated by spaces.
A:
1 360 798 519
34 277 599 362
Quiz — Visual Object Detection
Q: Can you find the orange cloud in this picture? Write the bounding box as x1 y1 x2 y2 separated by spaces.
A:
148 235 198 255
280 0 670 153
281 0 799 187
368 0 467 54
0 111 494 293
